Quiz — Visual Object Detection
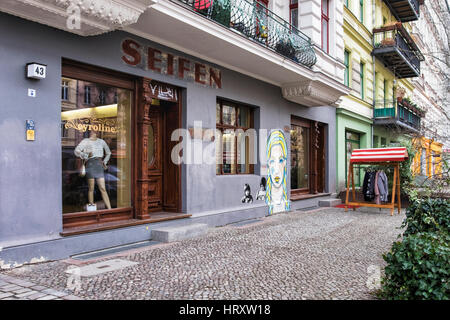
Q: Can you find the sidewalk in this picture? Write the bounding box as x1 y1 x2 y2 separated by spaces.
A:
0 273 83 300
0 207 405 300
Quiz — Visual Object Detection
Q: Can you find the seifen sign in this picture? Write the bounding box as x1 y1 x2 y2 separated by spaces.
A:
121 39 222 89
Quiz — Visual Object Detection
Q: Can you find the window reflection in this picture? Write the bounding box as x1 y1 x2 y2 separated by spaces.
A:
61 77 132 213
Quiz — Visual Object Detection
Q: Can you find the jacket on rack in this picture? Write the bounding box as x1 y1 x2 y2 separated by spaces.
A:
362 171 376 201
377 170 389 202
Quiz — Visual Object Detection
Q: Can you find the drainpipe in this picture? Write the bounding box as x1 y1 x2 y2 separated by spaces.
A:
371 0 376 147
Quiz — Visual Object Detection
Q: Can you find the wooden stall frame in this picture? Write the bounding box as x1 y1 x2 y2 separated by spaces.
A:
345 161 402 216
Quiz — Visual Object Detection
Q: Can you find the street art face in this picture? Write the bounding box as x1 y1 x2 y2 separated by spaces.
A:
265 130 290 215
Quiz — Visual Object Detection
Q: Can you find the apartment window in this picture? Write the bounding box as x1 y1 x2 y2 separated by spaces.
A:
321 0 329 53
359 0 364 23
381 137 387 147
383 79 388 107
216 99 255 175
61 80 69 101
84 86 91 105
344 50 350 86
290 0 298 30
360 62 365 100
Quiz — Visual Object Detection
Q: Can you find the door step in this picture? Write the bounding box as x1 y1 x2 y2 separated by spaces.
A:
318 198 342 207
151 223 208 243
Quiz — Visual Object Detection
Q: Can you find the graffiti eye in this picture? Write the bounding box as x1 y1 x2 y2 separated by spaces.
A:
269 160 275 165
279 158 285 164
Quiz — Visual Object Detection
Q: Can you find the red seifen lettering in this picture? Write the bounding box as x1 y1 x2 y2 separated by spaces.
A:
178 58 191 79
147 48 162 73
209 68 222 88
121 39 141 66
195 63 206 85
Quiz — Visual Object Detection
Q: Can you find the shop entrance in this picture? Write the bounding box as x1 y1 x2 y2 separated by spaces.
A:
136 78 182 219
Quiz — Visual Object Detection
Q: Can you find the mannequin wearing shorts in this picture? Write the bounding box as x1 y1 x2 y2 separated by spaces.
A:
74 131 112 210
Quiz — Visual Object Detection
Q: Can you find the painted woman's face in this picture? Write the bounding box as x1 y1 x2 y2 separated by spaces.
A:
268 144 286 189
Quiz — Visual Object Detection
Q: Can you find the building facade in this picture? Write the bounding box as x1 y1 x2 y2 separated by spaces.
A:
337 0 430 192
0 0 349 267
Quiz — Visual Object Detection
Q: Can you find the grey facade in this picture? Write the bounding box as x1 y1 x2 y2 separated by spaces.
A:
0 12 336 266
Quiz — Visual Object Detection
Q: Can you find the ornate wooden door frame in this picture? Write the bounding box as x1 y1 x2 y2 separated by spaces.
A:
135 77 182 220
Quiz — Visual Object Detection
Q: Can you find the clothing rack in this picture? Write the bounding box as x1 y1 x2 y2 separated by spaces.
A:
345 147 408 216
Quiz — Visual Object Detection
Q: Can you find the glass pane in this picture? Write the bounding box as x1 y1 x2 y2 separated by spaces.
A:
290 0 298 4
238 106 250 127
237 132 252 173
62 78 132 213
222 129 236 174
216 131 222 174
222 104 236 126
322 19 328 52
290 125 310 190
148 124 154 166
216 103 221 124
346 131 360 141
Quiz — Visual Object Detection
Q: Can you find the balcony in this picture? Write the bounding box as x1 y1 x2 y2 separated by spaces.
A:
382 0 423 22
372 23 424 78
373 98 425 133
175 0 316 68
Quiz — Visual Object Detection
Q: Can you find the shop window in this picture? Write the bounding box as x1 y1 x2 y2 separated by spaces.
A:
290 0 298 30
216 99 255 175
345 131 361 187
61 77 132 213
344 50 350 86
321 0 329 53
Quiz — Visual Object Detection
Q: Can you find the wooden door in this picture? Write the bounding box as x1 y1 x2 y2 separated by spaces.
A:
147 106 163 212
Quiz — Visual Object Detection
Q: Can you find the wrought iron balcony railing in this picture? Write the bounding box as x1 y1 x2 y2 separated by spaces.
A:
374 98 423 132
373 23 424 78
382 0 423 22
173 0 317 68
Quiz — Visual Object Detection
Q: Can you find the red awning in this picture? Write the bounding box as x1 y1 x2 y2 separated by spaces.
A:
350 147 408 163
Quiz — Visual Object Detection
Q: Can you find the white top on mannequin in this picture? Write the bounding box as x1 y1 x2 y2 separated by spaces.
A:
74 138 111 165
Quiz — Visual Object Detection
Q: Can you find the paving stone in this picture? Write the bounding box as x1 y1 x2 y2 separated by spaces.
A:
36 295 57 300
29 285 48 291
14 290 38 298
0 292 14 299
26 292 48 300
41 288 68 297
13 288 32 294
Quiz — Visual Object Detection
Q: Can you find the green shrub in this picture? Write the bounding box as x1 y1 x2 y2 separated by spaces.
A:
379 232 450 300
402 198 450 236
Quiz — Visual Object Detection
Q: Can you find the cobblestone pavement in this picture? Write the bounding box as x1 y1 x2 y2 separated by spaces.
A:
0 207 405 300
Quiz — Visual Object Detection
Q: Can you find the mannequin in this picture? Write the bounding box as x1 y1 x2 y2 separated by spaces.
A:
74 130 112 210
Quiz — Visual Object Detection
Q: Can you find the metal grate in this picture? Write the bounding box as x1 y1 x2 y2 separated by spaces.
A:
174 0 317 68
